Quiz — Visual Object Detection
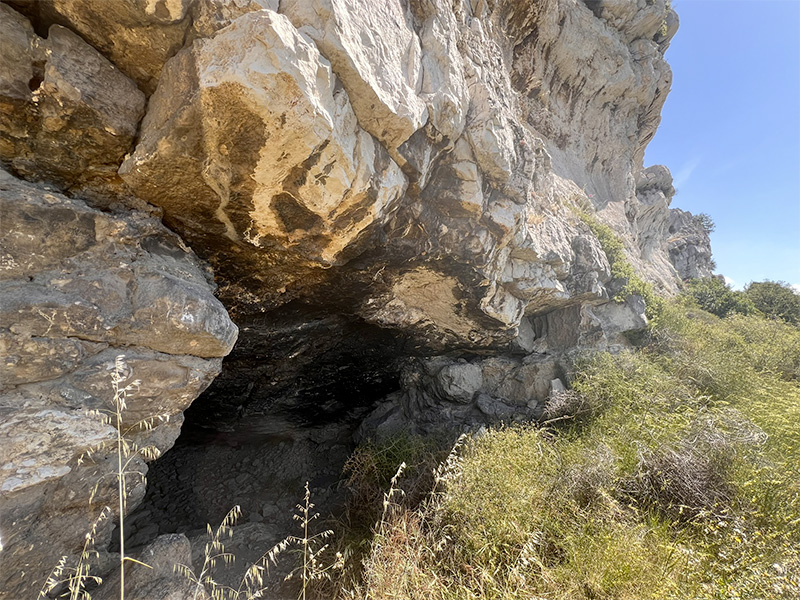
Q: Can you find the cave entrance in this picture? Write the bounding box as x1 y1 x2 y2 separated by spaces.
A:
121 305 405 574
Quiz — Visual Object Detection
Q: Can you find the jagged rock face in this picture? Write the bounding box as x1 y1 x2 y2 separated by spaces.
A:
119 10 408 304
0 170 237 598
119 0 680 344
0 0 718 595
8 0 277 95
0 3 146 206
666 208 715 280
361 294 648 439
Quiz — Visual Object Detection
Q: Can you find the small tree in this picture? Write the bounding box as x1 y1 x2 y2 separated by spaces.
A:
684 277 757 318
745 281 800 326
693 213 716 234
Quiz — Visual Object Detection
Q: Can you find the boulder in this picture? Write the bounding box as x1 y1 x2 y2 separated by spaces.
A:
35 0 192 95
0 6 145 203
281 0 428 154
0 170 237 599
120 10 407 304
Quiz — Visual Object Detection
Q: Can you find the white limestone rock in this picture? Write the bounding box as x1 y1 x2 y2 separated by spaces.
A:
281 0 429 153
0 171 237 599
120 10 407 276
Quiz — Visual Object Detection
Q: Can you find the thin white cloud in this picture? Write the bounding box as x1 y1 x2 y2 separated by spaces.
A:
673 156 703 189
791 283 800 295
723 275 736 288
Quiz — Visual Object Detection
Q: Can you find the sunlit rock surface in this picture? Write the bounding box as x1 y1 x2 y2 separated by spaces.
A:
0 170 237 598
0 0 717 595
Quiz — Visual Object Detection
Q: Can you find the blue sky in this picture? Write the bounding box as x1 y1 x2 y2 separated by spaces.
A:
644 0 800 290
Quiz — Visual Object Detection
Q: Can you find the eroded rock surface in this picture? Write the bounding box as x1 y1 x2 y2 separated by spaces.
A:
120 10 408 304
0 170 237 598
0 4 146 205
666 207 715 280
116 0 686 346
0 0 719 596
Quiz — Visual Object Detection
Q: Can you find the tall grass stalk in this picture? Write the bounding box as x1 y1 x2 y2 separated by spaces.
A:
43 355 166 599
38 508 111 600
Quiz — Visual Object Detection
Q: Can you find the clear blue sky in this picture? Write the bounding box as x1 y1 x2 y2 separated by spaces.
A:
644 0 800 290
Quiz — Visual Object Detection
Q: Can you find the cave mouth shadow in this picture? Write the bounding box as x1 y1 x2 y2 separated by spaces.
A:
119 307 406 563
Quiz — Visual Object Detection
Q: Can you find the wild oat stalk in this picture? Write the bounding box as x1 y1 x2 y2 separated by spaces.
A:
286 482 343 600
38 507 111 600
176 485 342 600
77 355 165 599
174 503 298 600
174 505 240 600
231 534 292 600
376 463 406 540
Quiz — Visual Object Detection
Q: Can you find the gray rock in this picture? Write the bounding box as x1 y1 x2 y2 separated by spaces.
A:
95 534 205 600
435 362 483 404
35 0 191 95
666 208 715 280
0 172 236 599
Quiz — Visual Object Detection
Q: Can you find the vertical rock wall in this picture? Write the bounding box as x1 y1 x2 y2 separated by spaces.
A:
0 0 714 596
0 171 238 598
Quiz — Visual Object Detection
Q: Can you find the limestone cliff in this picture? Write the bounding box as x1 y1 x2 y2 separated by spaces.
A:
0 0 714 596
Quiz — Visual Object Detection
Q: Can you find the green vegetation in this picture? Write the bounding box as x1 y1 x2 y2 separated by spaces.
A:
745 280 800 326
577 212 664 319
42 287 800 599
684 277 758 318
344 300 800 599
685 277 800 327
693 212 716 234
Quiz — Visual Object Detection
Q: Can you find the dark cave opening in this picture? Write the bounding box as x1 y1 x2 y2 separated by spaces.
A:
120 305 407 577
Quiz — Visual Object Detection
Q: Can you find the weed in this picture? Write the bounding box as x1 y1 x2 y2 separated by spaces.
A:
176 485 342 600
286 483 344 600
41 355 167 599
343 302 800 599
38 508 111 600
576 210 664 319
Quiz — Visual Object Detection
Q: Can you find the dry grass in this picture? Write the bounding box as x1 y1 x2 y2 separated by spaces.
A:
39 303 800 599
40 355 166 600
340 302 800 599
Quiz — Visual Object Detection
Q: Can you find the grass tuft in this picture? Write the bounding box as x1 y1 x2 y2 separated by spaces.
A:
343 301 800 599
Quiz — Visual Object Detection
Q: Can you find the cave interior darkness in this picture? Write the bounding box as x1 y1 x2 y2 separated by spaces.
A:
120 305 411 559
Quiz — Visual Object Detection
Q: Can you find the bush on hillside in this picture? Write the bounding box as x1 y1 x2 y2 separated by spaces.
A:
693 212 716 234
744 280 800 326
346 301 800 599
683 277 757 318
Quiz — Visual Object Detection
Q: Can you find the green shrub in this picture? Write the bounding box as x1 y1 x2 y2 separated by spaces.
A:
577 212 664 320
683 277 758 318
693 213 716 234
347 302 800 599
744 280 800 326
